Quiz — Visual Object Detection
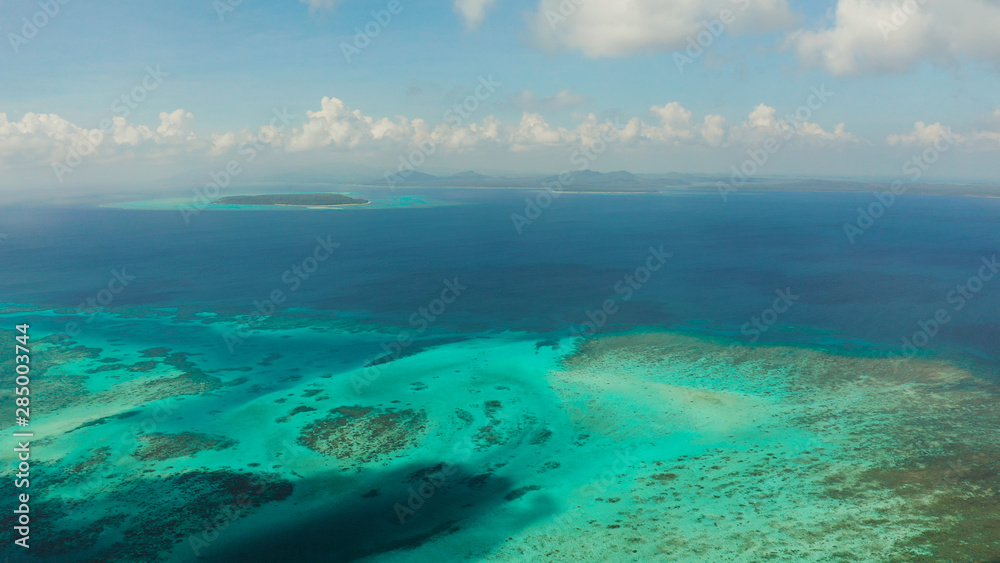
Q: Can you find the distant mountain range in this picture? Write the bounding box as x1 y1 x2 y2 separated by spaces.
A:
154 166 1000 199
362 169 1000 197
365 169 719 191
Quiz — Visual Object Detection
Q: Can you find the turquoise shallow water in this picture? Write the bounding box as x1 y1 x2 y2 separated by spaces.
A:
1 307 998 562
1 189 999 561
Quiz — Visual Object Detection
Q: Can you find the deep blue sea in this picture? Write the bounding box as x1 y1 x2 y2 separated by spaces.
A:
3 188 999 363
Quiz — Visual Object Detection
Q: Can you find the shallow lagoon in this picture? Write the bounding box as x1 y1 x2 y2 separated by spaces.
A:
1 311 997 562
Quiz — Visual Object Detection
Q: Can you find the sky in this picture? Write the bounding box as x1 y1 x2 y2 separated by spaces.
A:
1 0 999 190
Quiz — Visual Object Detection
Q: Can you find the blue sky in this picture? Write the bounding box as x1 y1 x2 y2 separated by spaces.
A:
2 0 999 188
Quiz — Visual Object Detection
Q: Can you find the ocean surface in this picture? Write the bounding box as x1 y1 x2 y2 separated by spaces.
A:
1 187 998 561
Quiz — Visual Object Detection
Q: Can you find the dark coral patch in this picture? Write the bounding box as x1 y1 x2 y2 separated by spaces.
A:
298 406 427 462
276 405 317 423
128 361 158 372
69 447 112 474
139 347 171 358
133 432 237 461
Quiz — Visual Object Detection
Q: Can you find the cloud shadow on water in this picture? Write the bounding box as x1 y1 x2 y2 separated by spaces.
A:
201 462 556 562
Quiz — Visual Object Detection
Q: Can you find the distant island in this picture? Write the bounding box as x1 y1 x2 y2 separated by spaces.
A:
214 194 370 207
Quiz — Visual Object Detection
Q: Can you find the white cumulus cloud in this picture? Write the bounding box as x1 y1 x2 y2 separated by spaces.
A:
788 0 1000 75
454 0 499 30
887 121 957 146
0 108 207 171
0 97 887 178
887 111 1000 150
727 103 858 146
300 0 339 13
156 109 196 140
529 0 795 58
